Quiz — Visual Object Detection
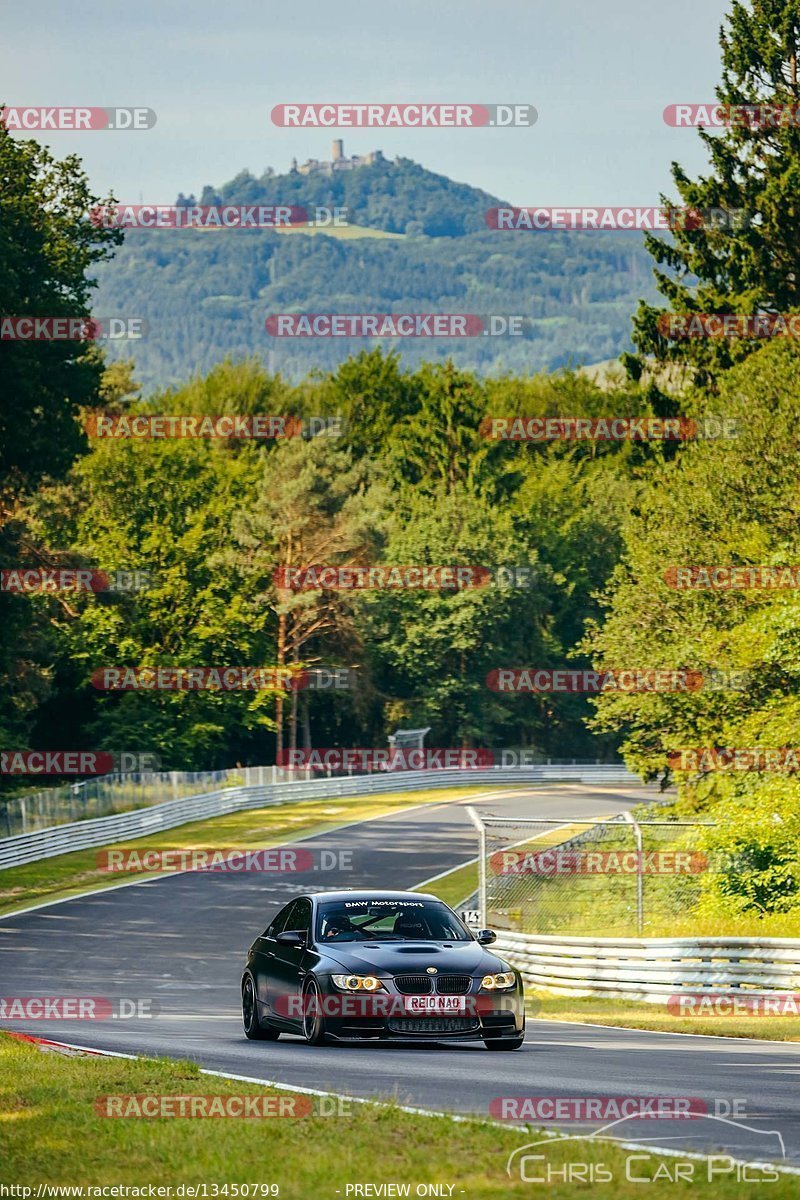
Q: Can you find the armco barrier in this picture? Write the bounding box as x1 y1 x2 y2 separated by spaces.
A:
495 931 800 1002
0 764 639 870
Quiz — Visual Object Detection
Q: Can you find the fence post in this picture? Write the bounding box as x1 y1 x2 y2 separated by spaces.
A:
622 811 644 934
465 806 487 927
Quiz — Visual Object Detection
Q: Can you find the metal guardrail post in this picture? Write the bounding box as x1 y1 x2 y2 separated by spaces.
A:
465 805 487 927
622 811 644 934
491 931 800 999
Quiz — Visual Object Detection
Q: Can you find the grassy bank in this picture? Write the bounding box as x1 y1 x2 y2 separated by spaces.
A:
413 820 611 912
0 1034 792 1197
529 992 800 1042
418 827 800 938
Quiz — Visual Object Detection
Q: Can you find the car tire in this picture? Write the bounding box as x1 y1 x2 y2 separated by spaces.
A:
483 1035 525 1050
242 975 280 1041
302 978 329 1045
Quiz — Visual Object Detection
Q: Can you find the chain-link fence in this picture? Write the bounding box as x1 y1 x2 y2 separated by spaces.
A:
465 809 716 937
0 769 242 838
0 762 368 838
1 759 630 840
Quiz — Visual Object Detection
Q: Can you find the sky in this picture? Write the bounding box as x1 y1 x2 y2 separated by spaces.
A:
2 0 731 205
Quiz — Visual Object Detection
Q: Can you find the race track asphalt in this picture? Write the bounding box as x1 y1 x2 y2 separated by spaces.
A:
2 782 800 1168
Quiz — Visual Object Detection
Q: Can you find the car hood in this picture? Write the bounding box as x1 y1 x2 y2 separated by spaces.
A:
319 940 511 976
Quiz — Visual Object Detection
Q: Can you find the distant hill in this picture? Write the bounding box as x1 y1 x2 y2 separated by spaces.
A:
196 153 502 237
93 154 660 392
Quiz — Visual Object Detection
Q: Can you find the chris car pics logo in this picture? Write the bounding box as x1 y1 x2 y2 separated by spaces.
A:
506 1115 785 1184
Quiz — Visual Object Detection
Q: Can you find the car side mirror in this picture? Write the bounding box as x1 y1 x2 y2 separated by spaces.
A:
276 930 306 947
476 929 496 945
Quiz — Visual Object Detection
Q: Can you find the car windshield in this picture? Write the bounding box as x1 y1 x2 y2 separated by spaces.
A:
316 899 471 943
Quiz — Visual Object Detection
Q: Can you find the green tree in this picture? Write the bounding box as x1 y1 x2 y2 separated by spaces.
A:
0 123 119 754
356 481 551 747
627 0 800 389
586 340 800 916
226 433 380 757
24 363 284 768
0 120 121 499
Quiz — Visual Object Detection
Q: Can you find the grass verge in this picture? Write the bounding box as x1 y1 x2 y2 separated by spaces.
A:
1 1033 792 1196
413 820 610 911
0 786 493 918
529 991 800 1042
418 822 800 937
416 858 478 909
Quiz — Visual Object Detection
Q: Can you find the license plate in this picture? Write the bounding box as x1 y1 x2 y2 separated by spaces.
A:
404 996 467 1014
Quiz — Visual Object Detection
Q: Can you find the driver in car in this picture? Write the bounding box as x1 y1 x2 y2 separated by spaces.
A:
322 913 358 940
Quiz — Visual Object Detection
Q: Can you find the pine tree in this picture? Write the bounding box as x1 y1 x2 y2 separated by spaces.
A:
627 0 800 390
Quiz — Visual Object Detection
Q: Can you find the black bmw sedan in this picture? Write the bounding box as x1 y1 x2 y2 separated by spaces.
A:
241 889 525 1049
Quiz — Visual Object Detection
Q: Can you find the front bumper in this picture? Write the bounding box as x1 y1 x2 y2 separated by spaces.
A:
314 980 525 1042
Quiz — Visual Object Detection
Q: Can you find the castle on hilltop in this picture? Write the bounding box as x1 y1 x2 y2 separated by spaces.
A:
291 140 386 176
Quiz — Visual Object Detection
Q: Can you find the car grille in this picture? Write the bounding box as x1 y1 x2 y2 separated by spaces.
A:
393 975 433 994
393 974 473 995
388 1017 479 1035
435 975 471 995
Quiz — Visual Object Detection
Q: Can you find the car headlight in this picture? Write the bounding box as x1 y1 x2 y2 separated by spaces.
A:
480 972 517 991
330 974 385 992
